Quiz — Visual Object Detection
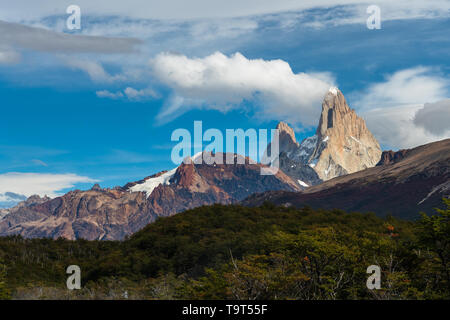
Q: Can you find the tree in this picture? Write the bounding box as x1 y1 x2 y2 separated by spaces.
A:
417 198 450 297
0 259 11 299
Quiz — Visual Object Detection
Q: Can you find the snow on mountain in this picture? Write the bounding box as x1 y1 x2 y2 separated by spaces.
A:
292 134 317 163
328 86 338 95
129 167 177 197
297 180 309 187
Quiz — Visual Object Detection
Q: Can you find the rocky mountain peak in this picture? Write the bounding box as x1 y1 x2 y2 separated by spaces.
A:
277 121 298 144
91 183 102 191
273 87 382 184
317 87 351 137
377 149 409 166
26 194 51 204
276 121 300 156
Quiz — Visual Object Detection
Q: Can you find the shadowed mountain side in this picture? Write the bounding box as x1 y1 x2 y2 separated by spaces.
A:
243 139 450 219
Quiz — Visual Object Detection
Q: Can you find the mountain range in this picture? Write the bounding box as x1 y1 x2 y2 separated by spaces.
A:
0 88 448 239
0 153 298 240
244 138 450 219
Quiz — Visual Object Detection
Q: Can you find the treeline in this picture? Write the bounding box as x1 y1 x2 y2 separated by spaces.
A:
0 199 448 300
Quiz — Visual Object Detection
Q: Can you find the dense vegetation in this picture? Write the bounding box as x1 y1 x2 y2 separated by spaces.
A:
0 199 449 300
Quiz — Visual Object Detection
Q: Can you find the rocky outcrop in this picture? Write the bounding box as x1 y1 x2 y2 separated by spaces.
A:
274 87 382 185
377 149 409 166
0 194 51 220
0 153 300 240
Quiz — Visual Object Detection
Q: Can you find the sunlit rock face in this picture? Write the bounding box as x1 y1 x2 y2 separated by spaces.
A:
274 87 382 186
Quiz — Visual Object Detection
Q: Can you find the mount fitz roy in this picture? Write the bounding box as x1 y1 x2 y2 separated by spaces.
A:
0 87 446 240
272 87 382 188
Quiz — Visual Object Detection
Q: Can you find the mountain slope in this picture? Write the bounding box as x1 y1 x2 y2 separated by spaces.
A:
244 139 450 219
0 153 299 240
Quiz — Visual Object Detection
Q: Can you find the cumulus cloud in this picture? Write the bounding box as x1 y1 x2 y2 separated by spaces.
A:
355 67 448 110
362 105 446 149
0 172 98 198
355 67 450 149
413 99 450 136
150 51 334 126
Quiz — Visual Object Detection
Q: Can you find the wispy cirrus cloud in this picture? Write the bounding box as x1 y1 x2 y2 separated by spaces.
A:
0 46 20 64
2 0 449 22
96 87 158 100
0 20 142 54
64 58 126 83
96 90 124 99
0 172 98 198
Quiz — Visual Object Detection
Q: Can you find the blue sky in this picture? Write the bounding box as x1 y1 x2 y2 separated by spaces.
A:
0 0 449 201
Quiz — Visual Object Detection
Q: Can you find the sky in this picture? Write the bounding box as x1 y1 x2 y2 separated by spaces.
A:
0 0 449 204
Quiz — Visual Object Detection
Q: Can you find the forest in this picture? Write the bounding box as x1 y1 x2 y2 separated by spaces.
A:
0 199 448 300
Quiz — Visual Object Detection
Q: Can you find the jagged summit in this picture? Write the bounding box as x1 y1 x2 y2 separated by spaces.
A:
274 88 382 185
328 86 339 96
276 121 300 156
317 87 351 137
277 121 298 144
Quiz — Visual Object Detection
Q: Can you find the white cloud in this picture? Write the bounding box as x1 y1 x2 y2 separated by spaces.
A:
355 67 448 110
0 47 20 64
31 159 49 167
362 105 447 150
124 87 158 100
150 51 334 126
0 172 98 198
413 99 450 136
96 90 124 99
96 87 157 100
1 0 448 21
355 67 450 149
0 192 26 203
0 20 141 54
65 58 126 83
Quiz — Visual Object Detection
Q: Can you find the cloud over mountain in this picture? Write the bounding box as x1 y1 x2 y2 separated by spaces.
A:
151 51 334 126
413 99 450 136
356 67 450 149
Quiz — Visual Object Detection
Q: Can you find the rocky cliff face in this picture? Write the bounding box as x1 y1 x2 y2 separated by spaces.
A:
0 152 299 240
377 149 409 166
274 87 382 185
